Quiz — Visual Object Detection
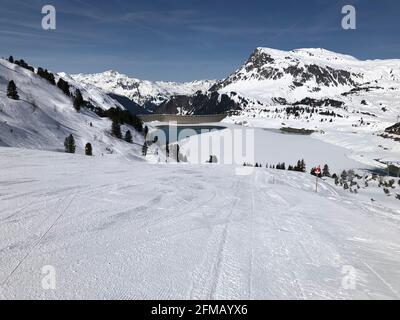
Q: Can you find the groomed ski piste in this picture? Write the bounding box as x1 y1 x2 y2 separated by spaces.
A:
1 147 400 299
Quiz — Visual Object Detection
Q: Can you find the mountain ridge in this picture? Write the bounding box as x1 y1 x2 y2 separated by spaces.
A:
71 70 216 106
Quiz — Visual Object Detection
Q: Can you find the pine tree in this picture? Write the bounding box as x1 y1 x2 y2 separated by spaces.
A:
37 68 56 85
8 56 14 63
142 143 148 156
111 119 122 138
347 169 355 183
300 159 306 172
7 80 19 100
85 143 92 156
124 130 133 143
64 134 76 154
322 164 331 177
57 78 70 96
73 89 84 112
166 141 170 160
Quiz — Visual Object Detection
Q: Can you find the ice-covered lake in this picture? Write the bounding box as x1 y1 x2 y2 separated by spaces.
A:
178 124 372 173
148 124 226 144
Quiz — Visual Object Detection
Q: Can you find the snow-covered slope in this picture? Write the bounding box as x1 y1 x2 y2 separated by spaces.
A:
1 147 400 299
205 48 400 166
0 59 144 157
71 70 216 106
214 47 400 104
210 48 399 129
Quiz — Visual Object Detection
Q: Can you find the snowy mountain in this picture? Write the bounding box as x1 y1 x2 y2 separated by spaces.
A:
213 47 400 102
71 70 216 106
126 47 398 133
0 58 144 157
68 48 400 132
205 48 400 138
1 51 400 300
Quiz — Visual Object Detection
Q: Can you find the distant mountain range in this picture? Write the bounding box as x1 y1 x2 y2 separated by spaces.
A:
71 70 216 106
0 59 144 156
70 48 400 125
1 47 399 157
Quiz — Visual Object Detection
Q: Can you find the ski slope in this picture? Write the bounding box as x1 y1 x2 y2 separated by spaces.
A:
1 147 400 299
0 58 144 157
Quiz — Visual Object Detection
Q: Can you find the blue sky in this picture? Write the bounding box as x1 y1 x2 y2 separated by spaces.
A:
0 0 399 81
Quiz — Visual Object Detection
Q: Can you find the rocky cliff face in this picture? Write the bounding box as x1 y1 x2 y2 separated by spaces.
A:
155 91 243 115
212 48 362 91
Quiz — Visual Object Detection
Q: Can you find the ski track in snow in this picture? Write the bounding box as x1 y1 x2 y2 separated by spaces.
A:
0 148 400 299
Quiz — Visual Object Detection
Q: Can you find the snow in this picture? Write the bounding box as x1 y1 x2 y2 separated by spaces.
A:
1 147 400 299
217 46 400 170
0 59 144 157
1 48 400 300
218 47 400 104
178 124 369 173
71 71 216 106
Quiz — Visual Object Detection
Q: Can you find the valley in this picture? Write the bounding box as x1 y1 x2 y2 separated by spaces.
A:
1 46 400 300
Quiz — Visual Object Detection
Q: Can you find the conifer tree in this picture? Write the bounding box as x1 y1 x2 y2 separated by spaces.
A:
7 80 19 100
57 78 70 96
85 143 92 156
340 170 348 181
73 89 84 112
64 134 76 154
125 130 133 143
8 56 14 63
300 159 306 172
323 164 331 177
111 119 122 138
142 143 148 156
166 141 170 160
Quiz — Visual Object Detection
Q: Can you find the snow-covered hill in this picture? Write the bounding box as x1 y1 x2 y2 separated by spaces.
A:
71 70 216 106
214 47 400 103
1 147 400 299
69 48 400 133
0 59 144 157
214 47 399 128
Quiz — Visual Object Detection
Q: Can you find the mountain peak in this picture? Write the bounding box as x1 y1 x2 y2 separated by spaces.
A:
253 47 359 62
213 46 400 104
71 71 216 105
